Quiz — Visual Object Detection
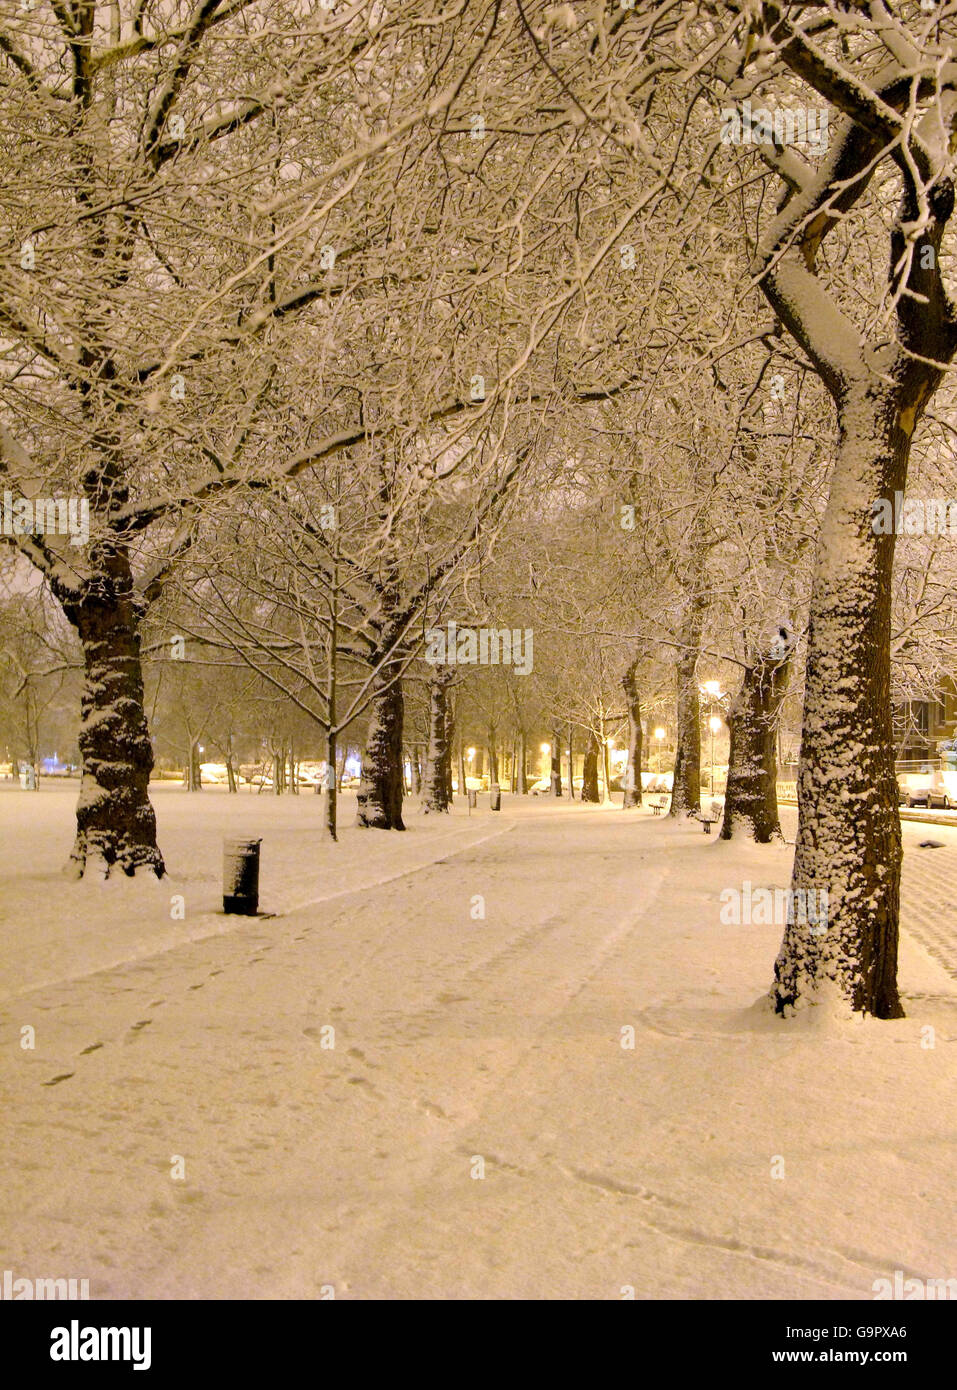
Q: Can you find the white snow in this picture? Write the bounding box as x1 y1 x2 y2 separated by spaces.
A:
0 784 954 1299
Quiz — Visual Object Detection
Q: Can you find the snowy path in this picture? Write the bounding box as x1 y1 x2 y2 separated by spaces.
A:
1 796 955 1299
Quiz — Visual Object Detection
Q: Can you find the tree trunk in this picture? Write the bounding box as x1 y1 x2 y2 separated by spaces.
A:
720 654 789 843
518 731 528 793
549 726 562 796
773 403 909 1018
444 703 455 804
622 660 643 807
225 739 238 794
458 742 467 800
669 604 704 818
581 729 600 803
423 674 452 813
487 724 499 787
357 656 406 830
324 730 338 842
567 723 575 799
68 588 165 878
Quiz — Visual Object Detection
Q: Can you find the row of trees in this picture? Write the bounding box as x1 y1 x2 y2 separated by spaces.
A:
5 2 957 1018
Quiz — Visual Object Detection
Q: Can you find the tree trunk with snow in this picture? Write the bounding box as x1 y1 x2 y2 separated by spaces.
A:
622 660 643 808
423 674 452 813
669 628 702 818
357 656 406 830
518 731 528 793
721 654 789 844
444 702 455 804
581 729 600 803
773 405 913 1017
749 50 957 1015
67 585 165 878
549 727 562 796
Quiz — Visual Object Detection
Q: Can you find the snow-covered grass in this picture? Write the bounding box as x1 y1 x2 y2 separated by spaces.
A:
0 785 954 1298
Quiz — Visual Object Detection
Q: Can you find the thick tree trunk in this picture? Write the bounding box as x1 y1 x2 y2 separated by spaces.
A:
669 608 703 817
773 405 908 1018
581 729 600 803
357 655 406 830
423 675 452 814
622 660 643 808
567 723 575 799
721 654 788 843
68 588 165 878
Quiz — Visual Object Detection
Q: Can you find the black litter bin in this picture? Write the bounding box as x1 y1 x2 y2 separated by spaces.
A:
223 838 262 914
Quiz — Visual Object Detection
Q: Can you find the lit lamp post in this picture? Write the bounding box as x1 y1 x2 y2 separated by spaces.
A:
540 742 550 778
700 681 724 796
654 727 665 773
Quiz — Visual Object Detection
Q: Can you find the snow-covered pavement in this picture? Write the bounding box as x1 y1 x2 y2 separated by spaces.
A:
1 786 954 1299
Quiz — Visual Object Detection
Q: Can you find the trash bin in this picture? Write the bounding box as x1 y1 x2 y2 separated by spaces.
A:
490 783 501 811
467 789 477 810
223 838 262 915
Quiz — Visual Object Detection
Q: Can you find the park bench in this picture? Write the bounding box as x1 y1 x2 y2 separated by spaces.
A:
650 794 668 816
695 800 723 834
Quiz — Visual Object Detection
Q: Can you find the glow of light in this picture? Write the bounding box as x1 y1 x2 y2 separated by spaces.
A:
654 727 666 740
709 716 722 733
701 680 723 698
540 743 550 754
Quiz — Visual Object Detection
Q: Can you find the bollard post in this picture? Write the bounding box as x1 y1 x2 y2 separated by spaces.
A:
223 838 262 915
467 788 477 813
490 783 501 811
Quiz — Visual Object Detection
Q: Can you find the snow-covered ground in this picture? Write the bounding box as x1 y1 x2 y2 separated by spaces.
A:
1 784 954 1299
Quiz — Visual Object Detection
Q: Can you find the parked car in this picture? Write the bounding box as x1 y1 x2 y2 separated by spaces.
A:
898 770 954 808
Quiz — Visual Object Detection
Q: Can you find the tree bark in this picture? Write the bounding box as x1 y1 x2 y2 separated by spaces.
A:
581 729 600 803
720 653 789 843
423 673 452 813
357 653 406 830
549 726 562 796
67 586 165 878
669 602 704 818
324 729 338 842
518 731 528 793
773 404 909 1018
622 659 643 807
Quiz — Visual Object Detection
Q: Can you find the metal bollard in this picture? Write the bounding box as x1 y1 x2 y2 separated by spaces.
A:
223 838 262 915
490 783 501 811
467 789 477 811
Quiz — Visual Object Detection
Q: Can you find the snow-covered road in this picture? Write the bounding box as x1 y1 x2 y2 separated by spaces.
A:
1 789 954 1299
